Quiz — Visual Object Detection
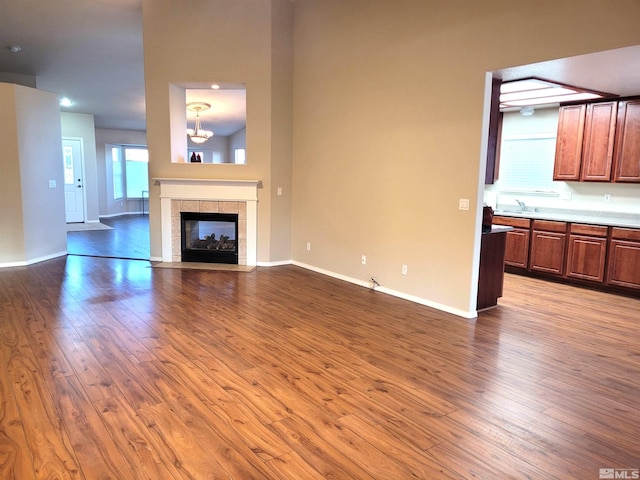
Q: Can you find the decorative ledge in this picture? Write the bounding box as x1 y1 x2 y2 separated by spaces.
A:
153 178 261 187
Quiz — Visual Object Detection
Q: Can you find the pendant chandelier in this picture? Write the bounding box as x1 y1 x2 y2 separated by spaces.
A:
186 102 214 144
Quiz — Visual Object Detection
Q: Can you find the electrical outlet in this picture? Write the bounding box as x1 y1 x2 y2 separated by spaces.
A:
306 242 311 251
458 198 470 211
401 264 408 275
604 193 611 203
361 255 367 265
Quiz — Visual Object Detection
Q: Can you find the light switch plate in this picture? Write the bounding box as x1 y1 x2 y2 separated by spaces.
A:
458 198 470 211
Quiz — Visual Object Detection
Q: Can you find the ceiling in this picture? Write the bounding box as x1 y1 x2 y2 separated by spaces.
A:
1 0 639 133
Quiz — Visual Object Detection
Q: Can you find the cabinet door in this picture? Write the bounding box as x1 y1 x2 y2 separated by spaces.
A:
580 101 617 181
530 231 566 275
505 228 529 268
566 235 607 282
554 104 586 181
613 99 640 183
607 240 640 290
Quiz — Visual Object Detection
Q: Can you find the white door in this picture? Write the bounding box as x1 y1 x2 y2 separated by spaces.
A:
62 138 85 223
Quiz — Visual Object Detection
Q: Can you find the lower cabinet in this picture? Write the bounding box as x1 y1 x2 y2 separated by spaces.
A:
529 220 567 275
492 216 640 294
505 228 530 268
607 228 640 290
566 224 608 282
493 216 530 268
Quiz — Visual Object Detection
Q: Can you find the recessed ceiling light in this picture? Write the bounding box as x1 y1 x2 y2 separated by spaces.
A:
499 78 612 109
59 97 73 107
8 45 22 53
211 84 220 89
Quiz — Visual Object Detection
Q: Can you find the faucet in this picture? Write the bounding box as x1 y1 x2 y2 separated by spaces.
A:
515 199 526 212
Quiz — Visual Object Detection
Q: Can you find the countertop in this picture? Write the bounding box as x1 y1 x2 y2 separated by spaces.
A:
484 225 514 234
492 207 640 229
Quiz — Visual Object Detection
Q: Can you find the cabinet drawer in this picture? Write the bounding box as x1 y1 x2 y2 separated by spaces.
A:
611 227 640 241
493 216 531 228
532 220 567 233
570 223 608 237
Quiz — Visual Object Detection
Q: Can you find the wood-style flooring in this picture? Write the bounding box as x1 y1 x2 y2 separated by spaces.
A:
0 255 639 479
66 215 150 260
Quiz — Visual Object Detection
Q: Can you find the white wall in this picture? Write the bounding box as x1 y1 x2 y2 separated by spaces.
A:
486 108 640 214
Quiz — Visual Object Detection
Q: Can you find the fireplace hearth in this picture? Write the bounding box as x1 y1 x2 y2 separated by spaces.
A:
181 212 238 264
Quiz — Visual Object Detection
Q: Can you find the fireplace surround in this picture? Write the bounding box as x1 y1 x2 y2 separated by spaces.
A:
154 178 259 265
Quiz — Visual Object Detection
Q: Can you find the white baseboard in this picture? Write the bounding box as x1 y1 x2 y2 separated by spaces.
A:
99 212 146 219
0 250 67 269
257 260 292 267
291 260 476 319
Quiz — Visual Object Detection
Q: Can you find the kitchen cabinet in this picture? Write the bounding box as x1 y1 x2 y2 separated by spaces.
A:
580 101 617 181
490 212 640 295
529 220 567 275
566 224 608 282
553 104 586 181
607 227 640 290
493 216 530 268
613 98 640 183
553 100 619 182
484 78 502 185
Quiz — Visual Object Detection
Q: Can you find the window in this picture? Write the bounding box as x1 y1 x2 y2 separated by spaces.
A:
112 147 123 199
234 148 246 165
499 134 557 191
110 145 148 200
124 147 149 198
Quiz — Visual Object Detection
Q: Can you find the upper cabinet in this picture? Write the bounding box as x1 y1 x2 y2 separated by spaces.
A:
580 101 617 181
554 97 640 183
553 104 586 181
613 99 640 182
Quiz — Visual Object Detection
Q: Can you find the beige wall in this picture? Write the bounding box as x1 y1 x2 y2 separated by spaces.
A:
291 0 640 316
0 83 66 265
140 0 640 316
0 84 26 261
142 0 294 263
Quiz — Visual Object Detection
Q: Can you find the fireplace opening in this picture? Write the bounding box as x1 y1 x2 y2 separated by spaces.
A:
181 212 238 264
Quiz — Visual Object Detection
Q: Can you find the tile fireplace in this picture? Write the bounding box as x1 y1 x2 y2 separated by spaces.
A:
154 178 259 265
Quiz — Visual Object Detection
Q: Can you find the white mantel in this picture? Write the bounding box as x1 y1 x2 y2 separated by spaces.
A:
154 178 260 265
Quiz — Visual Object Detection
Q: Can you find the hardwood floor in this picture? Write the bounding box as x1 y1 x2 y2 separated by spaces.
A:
0 256 638 479
66 215 150 260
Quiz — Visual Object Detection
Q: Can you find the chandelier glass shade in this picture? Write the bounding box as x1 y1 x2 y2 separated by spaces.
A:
186 102 214 144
